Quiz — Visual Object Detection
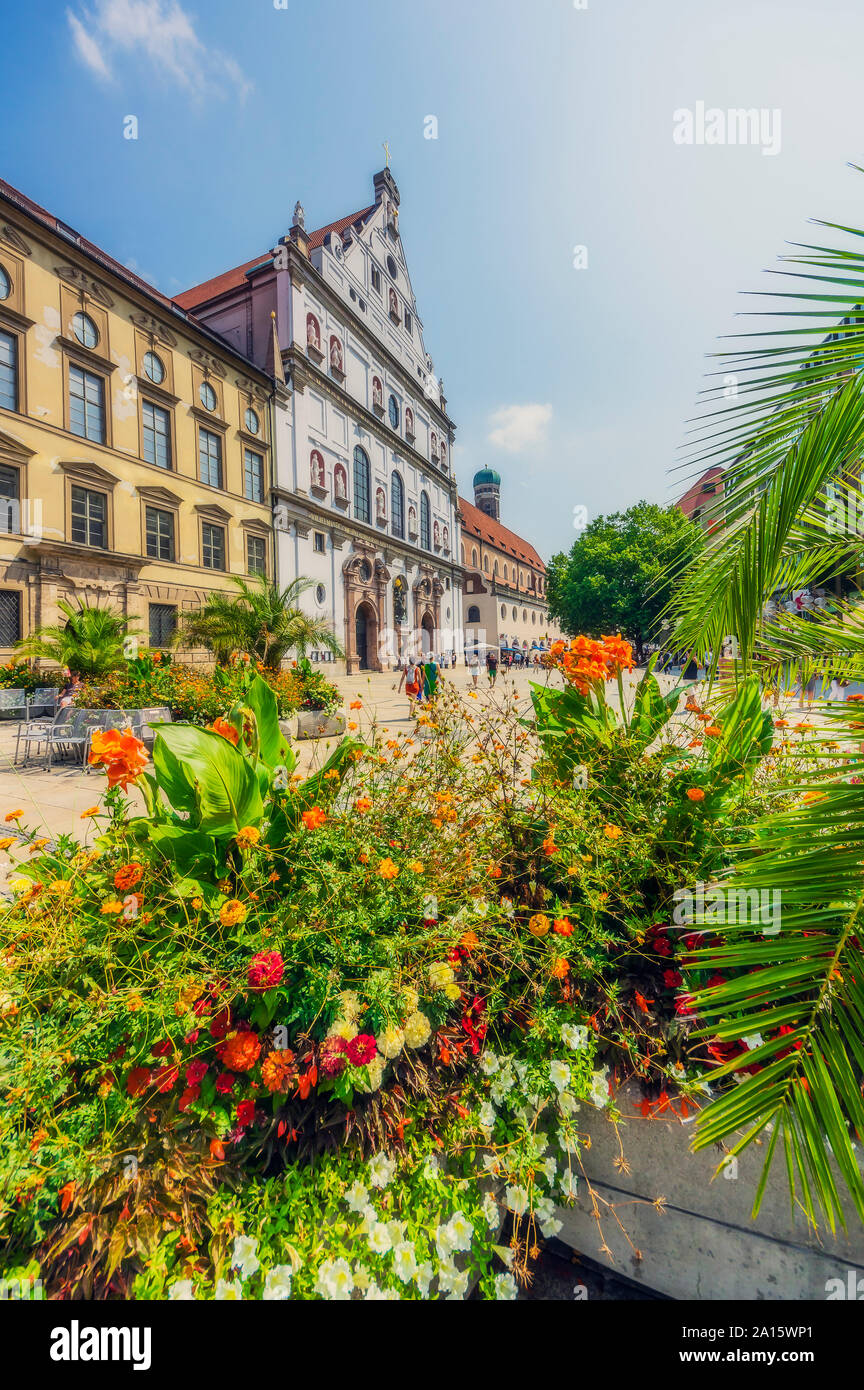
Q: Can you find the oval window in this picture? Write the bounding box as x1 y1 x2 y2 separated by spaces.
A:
199 381 217 411
245 407 260 435
388 395 400 430
0 266 11 300
72 311 99 348
143 350 165 384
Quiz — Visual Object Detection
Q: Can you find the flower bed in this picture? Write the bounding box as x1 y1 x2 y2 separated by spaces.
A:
0 643 829 1299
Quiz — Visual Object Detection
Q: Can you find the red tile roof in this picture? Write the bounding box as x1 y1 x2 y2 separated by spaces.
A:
675 466 724 520
458 495 546 571
175 205 378 310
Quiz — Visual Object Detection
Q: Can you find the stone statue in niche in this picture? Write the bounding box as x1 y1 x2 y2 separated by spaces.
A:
306 314 321 353
330 337 344 374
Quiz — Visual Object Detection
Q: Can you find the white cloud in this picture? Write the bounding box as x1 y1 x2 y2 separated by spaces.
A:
66 0 252 102
487 403 553 453
67 10 113 81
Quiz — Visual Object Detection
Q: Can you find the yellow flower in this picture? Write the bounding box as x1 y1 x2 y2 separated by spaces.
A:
100 900 124 915
48 880 73 896
376 1025 405 1059
403 1011 431 1048
378 858 399 880
428 961 454 989
602 825 623 841
220 899 248 927
407 860 425 874
528 913 550 937
0 838 15 851
443 983 461 1001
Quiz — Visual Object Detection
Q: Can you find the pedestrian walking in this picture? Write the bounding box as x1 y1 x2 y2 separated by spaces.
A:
467 648 480 688
486 648 499 686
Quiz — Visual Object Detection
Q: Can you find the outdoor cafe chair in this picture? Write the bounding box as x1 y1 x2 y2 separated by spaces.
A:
26 687 58 720
0 688 27 721
47 709 126 771
16 703 74 767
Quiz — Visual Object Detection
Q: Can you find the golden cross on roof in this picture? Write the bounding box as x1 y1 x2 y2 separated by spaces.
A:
382 140 391 169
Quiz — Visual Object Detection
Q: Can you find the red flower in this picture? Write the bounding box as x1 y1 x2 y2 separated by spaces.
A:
247 950 284 991
152 1065 179 1093
151 1038 172 1057
209 1008 231 1040
663 969 683 988
126 1066 151 1098
553 917 574 936
320 1035 349 1078
215 1072 235 1094
674 995 696 1017
346 1033 377 1066
652 935 672 957
186 1060 208 1085
178 1086 200 1112
236 1099 256 1127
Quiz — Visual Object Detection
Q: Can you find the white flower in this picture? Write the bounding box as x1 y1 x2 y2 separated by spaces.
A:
541 1214 563 1239
558 1126 580 1155
550 1059 571 1093
403 1012 432 1048
482 1153 500 1175
386 1220 406 1247
537 1156 558 1186
337 989 361 1019
561 1023 589 1050
493 1272 518 1300
393 1240 418 1283
482 1192 499 1230
742 1033 764 1051
262 1264 294 1300
478 1101 496 1132
365 1282 399 1300
479 1051 500 1076
231 1234 260 1280
376 1025 405 1059
368 1151 397 1189
167 1279 195 1300
367 1222 393 1256
352 1264 372 1290
415 1262 434 1297
505 1184 529 1216
446 1210 474 1253
423 1153 441 1180
559 1173 579 1200
315 1258 354 1301
121 894 139 922
345 1180 369 1213
214 1279 243 1300
435 1221 458 1259
500 896 515 917
272 764 289 791
558 1090 580 1116
536 1196 557 1222
437 1260 468 1296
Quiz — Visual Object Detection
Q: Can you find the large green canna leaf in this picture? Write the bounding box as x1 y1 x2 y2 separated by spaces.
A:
150 724 263 834
243 672 289 769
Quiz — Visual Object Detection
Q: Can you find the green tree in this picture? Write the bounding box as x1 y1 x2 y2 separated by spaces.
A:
546 501 702 659
15 600 133 678
178 575 344 668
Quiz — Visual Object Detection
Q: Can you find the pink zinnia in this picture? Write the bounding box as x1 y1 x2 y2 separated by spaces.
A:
248 950 285 991
320 1035 349 1078
346 1033 377 1066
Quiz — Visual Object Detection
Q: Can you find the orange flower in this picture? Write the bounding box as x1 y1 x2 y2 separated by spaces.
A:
221 1030 261 1072
486 863 502 878
553 917 574 936
378 857 399 880
80 806 100 819
235 826 261 851
687 739 703 749
113 861 143 891
209 717 239 746
602 824 623 841
209 1138 225 1161
301 806 327 830
705 725 722 738
685 788 705 802
541 837 559 857
774 719 788 730
528 913 550 937
350 700 363 710
100 899 124 915
4 811 23 823
88 729 148 790
261 1049 297 1093
355 797 372 814
460 930 480 950
550 957 570 979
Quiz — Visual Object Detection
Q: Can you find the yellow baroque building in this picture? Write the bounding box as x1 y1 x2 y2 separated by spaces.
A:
0 178 274 661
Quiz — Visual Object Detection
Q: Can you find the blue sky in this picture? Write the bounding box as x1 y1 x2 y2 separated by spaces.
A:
2 0 864 557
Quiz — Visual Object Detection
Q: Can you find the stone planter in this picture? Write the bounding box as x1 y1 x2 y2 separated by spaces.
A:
556 1083 864 1299
294 710 346 741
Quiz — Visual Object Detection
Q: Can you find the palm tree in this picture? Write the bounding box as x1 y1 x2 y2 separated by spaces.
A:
178 575 344 668
666 188 864 1229
15 601 133 678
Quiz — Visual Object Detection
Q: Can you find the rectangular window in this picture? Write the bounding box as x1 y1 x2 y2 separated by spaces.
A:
244 448 264 502
247 534 266 576
70 485 107 548
371 266 381 294
314 531 326 554
69 364 106 443
202 521 225 570
148 603 176 647
404 310 412 335
142 400 172 469
0 330 17 412
0 589 21 646
199 427 222 488
145 505 175 562
0 464 19 534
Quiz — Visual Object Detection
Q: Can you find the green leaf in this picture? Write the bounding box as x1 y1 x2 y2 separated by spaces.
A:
150 724 263 835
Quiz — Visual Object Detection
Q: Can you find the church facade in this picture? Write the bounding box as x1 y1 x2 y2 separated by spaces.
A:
176 168 462 674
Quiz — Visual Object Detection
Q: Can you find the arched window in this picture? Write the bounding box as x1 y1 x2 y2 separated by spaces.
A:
484 555 490 572
493 559 499 576
391 471 405 538
503 564 508 582
420 492 431 550
353 446 370 523
471 547 478 567
467 605 480 623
